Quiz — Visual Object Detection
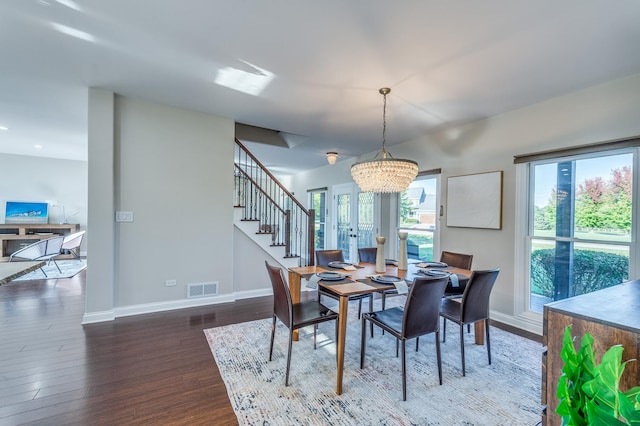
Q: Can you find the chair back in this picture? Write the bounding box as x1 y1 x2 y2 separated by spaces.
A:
460 268 500 324
62 231 85 251
402 276 449 339
265 261 293 328
357 247 376 263
440 251 473 269
44 236 65 256
315 249 344 266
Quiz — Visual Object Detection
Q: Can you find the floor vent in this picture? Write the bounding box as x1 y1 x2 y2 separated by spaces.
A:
187 282 218 298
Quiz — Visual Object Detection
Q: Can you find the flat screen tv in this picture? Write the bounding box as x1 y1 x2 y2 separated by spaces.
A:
5 201 49 224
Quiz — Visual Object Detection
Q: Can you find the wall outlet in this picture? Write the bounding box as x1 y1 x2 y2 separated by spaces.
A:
165 279 177 287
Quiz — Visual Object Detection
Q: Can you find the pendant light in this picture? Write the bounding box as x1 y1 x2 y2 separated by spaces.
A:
351 88 418 193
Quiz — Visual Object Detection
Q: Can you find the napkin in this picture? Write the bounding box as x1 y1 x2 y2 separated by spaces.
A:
393 279 409 295
417 261 448 268
306 274 321 289
449 273 460 288
342 265 357 271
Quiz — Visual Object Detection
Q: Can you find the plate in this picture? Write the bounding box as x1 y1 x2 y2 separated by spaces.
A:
328 261 353 269
419 269 450 277
371 275 402 284
317 272 346 281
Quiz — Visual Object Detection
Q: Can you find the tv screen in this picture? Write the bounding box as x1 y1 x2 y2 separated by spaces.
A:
5 201 49 224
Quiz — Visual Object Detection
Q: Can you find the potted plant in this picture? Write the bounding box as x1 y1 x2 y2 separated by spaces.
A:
556 325 640 424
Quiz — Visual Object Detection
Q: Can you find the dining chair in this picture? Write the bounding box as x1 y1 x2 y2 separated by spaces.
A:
265 261 339 386
360 276 449 401
440 251 473 297
315 249 373 320
440 268 500 376
357 247 377 263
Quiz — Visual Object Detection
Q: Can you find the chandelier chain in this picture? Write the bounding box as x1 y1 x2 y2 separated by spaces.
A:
381 90 387 152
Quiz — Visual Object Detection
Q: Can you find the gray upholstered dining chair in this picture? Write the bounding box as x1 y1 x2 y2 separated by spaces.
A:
360 275 449 400
440 268 500 376
265 261 339 386
315 249 373 320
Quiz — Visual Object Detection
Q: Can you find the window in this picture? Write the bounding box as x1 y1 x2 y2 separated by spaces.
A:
398 174 440 261
308 189 327 250
524 150 634 313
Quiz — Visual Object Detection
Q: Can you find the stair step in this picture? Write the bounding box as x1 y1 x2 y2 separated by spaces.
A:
241 219 259 222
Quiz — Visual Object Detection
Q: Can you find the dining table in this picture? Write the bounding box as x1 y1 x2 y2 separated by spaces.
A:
0 261 46 285
288 261 475 395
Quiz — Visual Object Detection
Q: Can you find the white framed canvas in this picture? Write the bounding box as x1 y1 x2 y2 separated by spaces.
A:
446 171 503 229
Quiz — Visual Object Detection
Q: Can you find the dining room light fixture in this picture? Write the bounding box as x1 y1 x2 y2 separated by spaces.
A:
326 152 338 165
351 88 418 193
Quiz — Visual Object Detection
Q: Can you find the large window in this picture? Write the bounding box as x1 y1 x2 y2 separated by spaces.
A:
398 174 439 261
526 150 634 312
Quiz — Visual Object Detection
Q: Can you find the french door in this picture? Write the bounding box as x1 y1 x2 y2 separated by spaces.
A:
333 183 378 263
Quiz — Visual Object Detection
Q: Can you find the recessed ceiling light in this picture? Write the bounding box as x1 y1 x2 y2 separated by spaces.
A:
34 144 43 149
0 126 8 131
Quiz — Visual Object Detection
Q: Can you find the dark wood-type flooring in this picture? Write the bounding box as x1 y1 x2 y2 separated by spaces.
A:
0 269 541 425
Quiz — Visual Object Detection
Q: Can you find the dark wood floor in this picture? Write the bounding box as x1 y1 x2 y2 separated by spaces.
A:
1 270 541 425
0 270 273 425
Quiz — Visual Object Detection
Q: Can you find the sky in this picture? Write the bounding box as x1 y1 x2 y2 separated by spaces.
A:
533 152 632 207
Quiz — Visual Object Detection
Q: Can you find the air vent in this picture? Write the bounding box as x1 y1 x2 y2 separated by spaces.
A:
187 282 218 298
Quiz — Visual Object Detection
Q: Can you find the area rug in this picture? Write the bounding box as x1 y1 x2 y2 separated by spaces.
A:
12 259 86 281
204 298 543 425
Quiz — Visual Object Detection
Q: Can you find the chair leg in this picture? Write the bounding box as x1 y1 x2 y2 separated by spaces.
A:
442 318 447 342
360 316 367 369
269 315 276 361
369 295 374 338
459 323 466 376
382 292 386 310
357 298 362 319
435 330 443 385
415 337 419 352
396 338 399 357
401 339 407 401
51 259 61 274
285 328 293 386
486 319 491 365
313 324 318 349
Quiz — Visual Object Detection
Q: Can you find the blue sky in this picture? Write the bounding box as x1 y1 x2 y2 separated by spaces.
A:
534 153 632 207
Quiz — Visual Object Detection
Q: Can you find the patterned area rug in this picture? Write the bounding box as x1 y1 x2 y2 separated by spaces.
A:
12 259 86 281
204 298 543 425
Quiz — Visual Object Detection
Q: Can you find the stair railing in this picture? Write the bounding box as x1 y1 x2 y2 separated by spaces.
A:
234 139 315 266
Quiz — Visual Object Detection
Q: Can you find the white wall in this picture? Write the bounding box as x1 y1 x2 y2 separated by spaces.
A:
289 71 640 330
84 92 236 321
0 153 87 251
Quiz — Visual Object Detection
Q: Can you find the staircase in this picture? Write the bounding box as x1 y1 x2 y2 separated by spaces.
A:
234 139 315 268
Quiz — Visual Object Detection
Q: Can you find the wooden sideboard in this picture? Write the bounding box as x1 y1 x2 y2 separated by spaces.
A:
542 279 640 425
0 223 80 261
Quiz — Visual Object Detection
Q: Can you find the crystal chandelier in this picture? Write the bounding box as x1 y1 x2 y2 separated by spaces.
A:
351 88 418 193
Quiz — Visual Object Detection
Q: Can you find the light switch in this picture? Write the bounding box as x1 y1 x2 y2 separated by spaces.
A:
115 211 134 222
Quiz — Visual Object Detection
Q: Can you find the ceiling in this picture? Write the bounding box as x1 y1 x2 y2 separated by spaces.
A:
2 1 640 177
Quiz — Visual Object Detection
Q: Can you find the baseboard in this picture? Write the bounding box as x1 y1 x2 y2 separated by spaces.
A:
490 310 543 336
81 289 273 323
81 310 115 324
114 294 237 318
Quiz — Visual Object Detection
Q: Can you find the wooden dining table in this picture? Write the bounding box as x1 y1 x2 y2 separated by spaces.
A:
288 262 476 395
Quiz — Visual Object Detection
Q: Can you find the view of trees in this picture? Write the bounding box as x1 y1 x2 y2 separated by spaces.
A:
535 166 632 233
